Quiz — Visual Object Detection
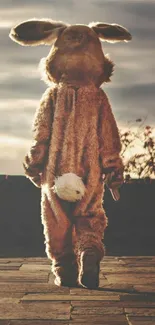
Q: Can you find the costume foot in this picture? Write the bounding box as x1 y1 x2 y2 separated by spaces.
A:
79 249 100 289
54 275 78 287
52 256 78 288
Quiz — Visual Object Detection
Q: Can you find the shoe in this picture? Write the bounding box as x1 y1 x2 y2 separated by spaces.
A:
79 249 100 289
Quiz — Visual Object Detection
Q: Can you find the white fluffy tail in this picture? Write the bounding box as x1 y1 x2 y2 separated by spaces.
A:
52 173 86 202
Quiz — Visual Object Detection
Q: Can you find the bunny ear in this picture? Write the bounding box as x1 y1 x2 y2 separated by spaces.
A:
89 22 132 43
9 19 68 46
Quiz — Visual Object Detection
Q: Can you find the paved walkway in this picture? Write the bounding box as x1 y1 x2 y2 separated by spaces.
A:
0 256 155 324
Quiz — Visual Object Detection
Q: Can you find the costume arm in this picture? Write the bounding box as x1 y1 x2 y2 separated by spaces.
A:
99 90 124 188
23 87 55 187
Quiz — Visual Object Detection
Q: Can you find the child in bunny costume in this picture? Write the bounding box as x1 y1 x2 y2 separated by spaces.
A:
10 19 131 289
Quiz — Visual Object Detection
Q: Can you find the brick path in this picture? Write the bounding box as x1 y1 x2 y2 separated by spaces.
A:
0 256 155 324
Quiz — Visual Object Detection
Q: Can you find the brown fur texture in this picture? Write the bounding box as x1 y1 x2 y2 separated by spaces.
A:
10 19 131 286
24 84 119 273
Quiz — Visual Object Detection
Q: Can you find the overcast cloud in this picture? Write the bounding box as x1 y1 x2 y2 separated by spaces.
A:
0 0 155 174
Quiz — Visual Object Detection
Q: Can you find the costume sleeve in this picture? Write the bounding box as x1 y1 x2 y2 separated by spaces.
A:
23 87 55 187
98 89 124 174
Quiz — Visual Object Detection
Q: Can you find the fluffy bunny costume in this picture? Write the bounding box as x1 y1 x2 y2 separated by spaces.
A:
10 20 131 288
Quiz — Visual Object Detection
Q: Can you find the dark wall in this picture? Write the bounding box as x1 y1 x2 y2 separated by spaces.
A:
104 180 155 256
0 175 155 257
0 175 44 257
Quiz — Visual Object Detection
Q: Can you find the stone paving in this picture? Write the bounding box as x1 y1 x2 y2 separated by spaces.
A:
0 256 155 324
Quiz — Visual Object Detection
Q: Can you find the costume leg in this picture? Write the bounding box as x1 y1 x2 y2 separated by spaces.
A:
41 193 78 286
74 209 107 289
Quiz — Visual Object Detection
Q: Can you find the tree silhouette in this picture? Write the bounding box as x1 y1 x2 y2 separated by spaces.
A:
120 121 155 181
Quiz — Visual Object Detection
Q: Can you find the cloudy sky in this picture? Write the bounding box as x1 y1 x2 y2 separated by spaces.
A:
0 0 155 175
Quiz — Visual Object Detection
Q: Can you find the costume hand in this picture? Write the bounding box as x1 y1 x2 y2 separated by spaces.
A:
102 168 124 188
102 169 124 201
106 170 123 188
30 175 42 188
23 141 48 178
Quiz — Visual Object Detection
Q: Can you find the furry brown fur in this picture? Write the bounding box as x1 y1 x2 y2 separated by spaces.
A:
10 19 131 288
